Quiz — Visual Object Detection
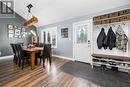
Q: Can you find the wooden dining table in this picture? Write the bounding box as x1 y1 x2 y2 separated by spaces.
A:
23 46 52 70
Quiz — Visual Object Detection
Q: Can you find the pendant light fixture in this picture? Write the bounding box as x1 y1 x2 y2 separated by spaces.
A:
23 4 38 28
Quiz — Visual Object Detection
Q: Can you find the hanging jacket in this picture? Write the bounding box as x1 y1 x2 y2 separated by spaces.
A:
115 25 128 52
97 28 107 49
103 27 116 50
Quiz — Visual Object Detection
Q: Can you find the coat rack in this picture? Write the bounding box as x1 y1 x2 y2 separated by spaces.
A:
92 9 130 74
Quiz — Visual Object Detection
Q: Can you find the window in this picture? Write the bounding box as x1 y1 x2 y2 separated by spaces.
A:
1 1 14 14
42 27 57 48
76 25 87 44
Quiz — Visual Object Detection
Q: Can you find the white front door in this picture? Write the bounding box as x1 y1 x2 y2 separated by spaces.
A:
73 20 92 64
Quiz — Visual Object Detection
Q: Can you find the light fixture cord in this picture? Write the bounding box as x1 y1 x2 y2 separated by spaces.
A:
24 0 35 20
26 6 34 20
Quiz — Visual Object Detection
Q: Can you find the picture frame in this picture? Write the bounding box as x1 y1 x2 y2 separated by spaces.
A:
61 28 68 38
7 24 14 38
21 27 26 32
15 29 21 36
8 29 14 33
14 25 18 29
7 24 13 29
8 33 14 38
21 31 26 38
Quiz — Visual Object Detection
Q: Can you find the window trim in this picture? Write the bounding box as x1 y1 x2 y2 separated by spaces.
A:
41 27 58 48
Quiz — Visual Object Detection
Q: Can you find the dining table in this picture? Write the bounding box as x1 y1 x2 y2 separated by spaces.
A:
23 46 52 70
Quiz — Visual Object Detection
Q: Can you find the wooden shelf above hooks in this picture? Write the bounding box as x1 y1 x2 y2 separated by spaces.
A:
93 9 130 25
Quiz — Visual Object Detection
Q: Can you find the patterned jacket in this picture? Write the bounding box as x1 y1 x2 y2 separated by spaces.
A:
115 26 128 52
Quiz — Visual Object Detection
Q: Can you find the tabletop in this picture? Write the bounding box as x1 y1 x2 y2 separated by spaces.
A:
23 46 43 52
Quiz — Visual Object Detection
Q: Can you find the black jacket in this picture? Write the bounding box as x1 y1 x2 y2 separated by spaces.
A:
103 27 116 50
97 28 107 49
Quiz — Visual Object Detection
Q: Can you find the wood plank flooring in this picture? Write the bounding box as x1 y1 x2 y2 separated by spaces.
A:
0 57 130 87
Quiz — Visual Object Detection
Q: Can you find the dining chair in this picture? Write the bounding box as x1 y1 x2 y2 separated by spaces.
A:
10 44 16 63
15 44 22 67
35 43 44 63
12 44 20 65
36 44 51 68
17 44 29 69
39 44 51 67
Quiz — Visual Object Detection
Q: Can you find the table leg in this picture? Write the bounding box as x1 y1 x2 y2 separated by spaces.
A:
49 49 52 66
30 51 35 70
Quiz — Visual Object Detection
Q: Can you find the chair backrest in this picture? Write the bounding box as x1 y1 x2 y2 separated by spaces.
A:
10 44 15 54
16 44 24 58
11 44 18 55
42 44 51 58
36 43 44 47
17 42 24 46
39 43 44 47
14 44 20 55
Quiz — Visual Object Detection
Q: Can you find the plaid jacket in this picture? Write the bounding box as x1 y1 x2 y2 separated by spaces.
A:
115 26 128 52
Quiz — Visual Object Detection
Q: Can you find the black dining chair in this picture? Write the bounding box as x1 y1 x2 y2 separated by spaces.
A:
15 44 22 67
11 44 20 65
35 43 44 63
10 44 17 64
38 44 51 67
16 44 29 69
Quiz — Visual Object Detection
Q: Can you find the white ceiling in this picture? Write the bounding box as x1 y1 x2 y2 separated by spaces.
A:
15 0 130 27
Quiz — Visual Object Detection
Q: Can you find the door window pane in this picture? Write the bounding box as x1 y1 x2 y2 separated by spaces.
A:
76 25 87 44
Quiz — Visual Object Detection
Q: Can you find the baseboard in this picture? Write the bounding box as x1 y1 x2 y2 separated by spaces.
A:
52 55 75 61
0 55 14 60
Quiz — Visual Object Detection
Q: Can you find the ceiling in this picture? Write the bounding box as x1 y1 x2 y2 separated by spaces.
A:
15 0 130 27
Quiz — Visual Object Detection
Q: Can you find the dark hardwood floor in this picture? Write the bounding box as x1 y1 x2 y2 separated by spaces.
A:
0 57 130 87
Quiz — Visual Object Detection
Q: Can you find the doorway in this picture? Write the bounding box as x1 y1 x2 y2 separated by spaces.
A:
73 20 92 64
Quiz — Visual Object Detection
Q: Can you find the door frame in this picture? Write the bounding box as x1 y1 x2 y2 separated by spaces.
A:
73 19 93 65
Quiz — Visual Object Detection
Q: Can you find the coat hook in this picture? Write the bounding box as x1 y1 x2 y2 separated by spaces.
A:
118 24 121 28
96 25 98 28
112 24 116 27
122 22 125 26
105 25 107 28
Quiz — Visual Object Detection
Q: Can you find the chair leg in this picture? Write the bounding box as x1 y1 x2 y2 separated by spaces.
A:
26 58 28 63
22 59 24 70
13 55 15 63
18 57 21 67
49 57 51 66
43 59 45 68
35 58 38 65
16 56 18 65
40 58 41 64
14 55 17 64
